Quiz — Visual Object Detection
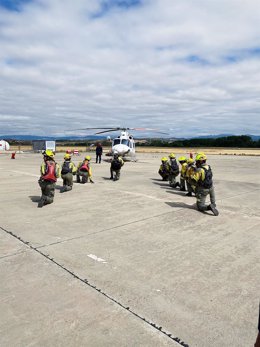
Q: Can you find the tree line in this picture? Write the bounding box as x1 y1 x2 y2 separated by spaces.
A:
140 135 260 148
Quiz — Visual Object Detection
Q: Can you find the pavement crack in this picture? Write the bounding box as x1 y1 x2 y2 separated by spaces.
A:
0 249 27 260
36 209 181 249
0 225 189 347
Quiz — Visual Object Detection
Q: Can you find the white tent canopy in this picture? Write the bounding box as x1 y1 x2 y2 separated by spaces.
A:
0 140 10 151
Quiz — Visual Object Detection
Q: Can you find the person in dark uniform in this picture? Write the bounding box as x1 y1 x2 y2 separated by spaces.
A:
95 143 103 163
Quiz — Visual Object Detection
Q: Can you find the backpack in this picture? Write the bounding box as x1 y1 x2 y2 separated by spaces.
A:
169 159 179 174
111 159 122 170
61 161 71 174
201 165 213 189
80 162 89 172
42 161 57 182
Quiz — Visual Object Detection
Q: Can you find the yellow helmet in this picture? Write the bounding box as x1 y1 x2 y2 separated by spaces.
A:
161 157 168 162
45 149 54 158
178 156 187 162
85 155 91 161
64 154 71 160
169 153 176 159
195 153 207 161
187 158 195 164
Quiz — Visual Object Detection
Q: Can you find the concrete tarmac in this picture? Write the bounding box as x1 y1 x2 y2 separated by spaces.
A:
0 152 259 347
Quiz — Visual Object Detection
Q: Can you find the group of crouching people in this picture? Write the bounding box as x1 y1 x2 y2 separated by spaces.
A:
38 150 124 208
158 153 219 216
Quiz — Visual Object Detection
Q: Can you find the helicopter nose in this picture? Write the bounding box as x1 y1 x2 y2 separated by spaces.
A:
113 144 129 155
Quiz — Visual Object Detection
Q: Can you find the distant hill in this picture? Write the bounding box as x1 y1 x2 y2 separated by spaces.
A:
250 135 260 141
189 134 260 140
0 135 106 141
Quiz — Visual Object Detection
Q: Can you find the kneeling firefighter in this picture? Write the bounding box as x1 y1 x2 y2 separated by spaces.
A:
185 158 196 196
110 153 124 181
190 153 219 216
158 157 170 181
61 154 77 192
168 153 180 187
77 156 94 183
38 150 60 208
178 156 188 191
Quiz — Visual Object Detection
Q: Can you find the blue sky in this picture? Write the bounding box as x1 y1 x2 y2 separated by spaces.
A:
0 0 260 137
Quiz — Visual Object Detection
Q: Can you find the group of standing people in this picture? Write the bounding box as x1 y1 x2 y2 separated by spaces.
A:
158 152 219 216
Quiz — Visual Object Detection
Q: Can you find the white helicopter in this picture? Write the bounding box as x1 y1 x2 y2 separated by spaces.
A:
76 127 167 161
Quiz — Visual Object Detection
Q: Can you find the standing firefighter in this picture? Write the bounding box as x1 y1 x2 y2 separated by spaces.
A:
38 150 60 208
190 153 219 216
178 156 188 191
168 153 180 187
110 153 124 181
61 154 77 192
158 157 170 181
185 158 196 196
77 156 94 183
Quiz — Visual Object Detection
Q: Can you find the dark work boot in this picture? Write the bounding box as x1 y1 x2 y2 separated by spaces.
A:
208 204 219 216
174 182 180 188
38 197 46 208
186 192 192 196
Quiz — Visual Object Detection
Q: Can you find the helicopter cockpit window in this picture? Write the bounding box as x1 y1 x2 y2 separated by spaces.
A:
113 139 120 145
121 139 130 146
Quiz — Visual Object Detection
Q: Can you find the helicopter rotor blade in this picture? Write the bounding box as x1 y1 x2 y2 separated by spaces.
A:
72 127 120 131
130 128 169 135
94 128 123 134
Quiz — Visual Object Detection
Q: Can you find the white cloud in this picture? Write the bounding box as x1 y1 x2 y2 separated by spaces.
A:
0 0 260 137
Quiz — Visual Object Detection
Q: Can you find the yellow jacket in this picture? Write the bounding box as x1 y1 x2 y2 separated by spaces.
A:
159 162 170 173
119 157 124 167
190 164 209 183
185 165 196 180
180 162 188 178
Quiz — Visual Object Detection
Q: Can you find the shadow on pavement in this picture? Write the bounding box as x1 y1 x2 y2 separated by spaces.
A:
165 189 186 195
152 181 170 187
165 201 195 210
29 196 41 203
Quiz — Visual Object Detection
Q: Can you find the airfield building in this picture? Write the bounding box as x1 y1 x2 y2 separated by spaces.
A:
32 140 56 152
